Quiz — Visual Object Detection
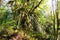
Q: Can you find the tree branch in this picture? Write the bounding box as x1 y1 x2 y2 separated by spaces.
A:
29 0 43 14
28 0 43 15
32 0 43 12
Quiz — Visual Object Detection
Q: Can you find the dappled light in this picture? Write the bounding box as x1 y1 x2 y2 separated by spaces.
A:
0 0 60 40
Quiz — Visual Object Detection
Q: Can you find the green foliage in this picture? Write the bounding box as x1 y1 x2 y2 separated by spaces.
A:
0 0 59 40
